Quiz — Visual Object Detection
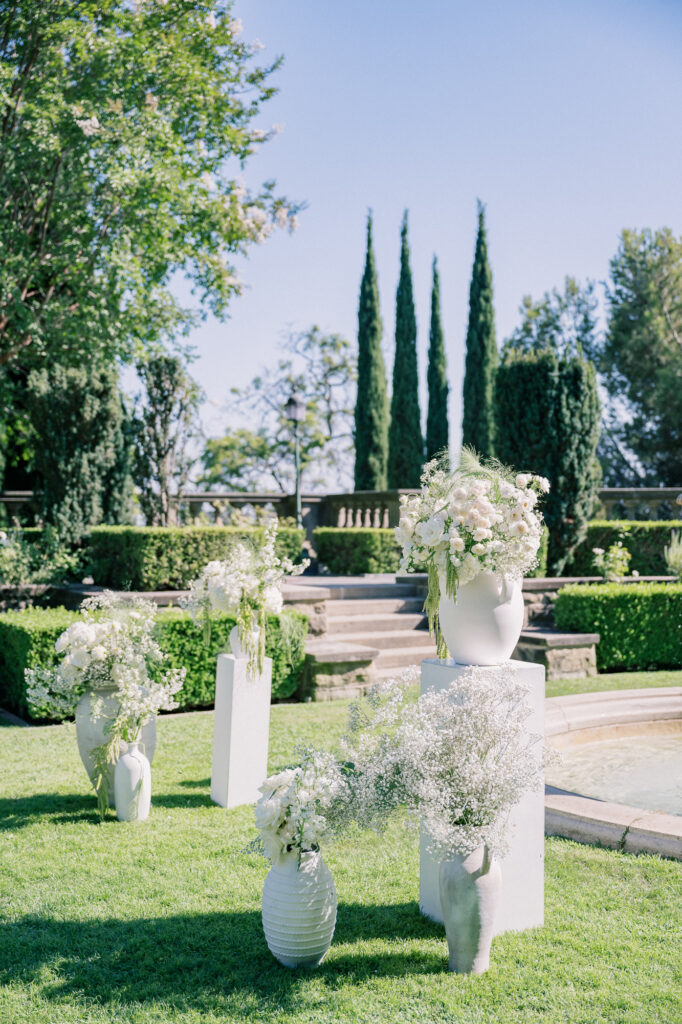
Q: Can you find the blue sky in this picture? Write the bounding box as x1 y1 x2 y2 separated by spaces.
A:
182 0 682 464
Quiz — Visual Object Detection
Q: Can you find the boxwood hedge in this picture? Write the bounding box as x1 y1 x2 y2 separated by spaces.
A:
565 521 681 577
86 526 305 590
0 606 308 720
554 582 682 671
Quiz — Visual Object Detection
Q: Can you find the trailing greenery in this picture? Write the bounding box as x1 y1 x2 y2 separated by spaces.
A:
555 582 682 671
495 348 600 574
0 606 308 719
387 211 423 488
354 213 389 490
425 256 449 463
1 708 681 1024
462 201 497 458
86 525 305 590
566 521 682 577
314 528 401 575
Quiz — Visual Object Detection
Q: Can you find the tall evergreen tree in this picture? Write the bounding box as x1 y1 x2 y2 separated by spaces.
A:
354 214 389 490
462 201 498 457
388 211 423 487
425 255 449 463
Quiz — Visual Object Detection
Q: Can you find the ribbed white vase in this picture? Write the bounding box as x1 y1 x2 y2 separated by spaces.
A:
75 688 156 807
262 849 337 968
438 571 524 665
114 740 152 823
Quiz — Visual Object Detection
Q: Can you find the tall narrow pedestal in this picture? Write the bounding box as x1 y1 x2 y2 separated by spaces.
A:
419 658 545 935
211 653 272 808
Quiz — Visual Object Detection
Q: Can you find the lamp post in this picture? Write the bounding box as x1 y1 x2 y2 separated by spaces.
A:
284 391 306 529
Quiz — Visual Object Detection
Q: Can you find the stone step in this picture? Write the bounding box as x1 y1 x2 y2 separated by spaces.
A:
336 628 432 649
326 613 427 634
374 644 438 669
311 582 419 600
326 596 425 617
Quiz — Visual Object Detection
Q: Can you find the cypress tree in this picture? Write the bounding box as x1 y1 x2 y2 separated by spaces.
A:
462 200 498 457
387 211 423 488
425 255 449 463
354 213 389 491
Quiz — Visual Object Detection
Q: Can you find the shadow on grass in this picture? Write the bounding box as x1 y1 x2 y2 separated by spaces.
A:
178 777 211 789
0 792 100 830
151 791 214 809
0 904 446 1013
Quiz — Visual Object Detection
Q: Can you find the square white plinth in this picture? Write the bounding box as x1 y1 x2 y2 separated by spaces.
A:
419 658 545 936
211 653 273 809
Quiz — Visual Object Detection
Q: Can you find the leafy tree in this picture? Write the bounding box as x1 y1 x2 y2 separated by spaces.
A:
132 355 202 527
0 0 296 388
354 213 389 491
462 201 497 457
387 211 423 487
425 255 449 463
503 277 598 359
203 327 355 492
598 229 682 485
25 363 132 542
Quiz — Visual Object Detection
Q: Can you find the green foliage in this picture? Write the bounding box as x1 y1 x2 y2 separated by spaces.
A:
86 525 305 590
494 348 600 574
566 520 682 576
0 526 82 585
664 531 682 580
0 606 308 719
425 256 449 463
25 363 132 542
503 277 598 359
314 528 401 575
555 582 682 671
462 201 497 458
132 355 202 526
600 228 682 485
0 0 293 377
206 327 355 491
388 211 423 487
354 213 389 490
592 541 632 582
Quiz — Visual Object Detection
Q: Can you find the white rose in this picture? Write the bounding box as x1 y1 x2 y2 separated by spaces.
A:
452 487 467 502
449 535 465 552
473 527 492 542
263 586 283 615
535 475 550 493
255 797 283 831
415 515 447 547
515 473 532 488
498 481 516 499
90 645 107 662
471 543 487 556
510 521 529 536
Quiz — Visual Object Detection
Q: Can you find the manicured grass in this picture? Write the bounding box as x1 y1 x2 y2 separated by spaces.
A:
546 668 681 698
1 702 681 1023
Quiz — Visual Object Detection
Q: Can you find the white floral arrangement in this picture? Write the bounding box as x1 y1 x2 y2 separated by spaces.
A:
253 749 347 867
340 666 543 860
26 593 185 812
183 519 308 674
395 450 549 655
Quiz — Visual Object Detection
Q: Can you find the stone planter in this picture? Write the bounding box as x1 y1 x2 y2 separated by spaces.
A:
439 572 524 665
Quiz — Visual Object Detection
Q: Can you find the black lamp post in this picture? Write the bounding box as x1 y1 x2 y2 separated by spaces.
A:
284 391 306 529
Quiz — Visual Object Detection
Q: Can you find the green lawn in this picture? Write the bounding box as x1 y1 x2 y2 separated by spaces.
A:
546 667 681 698
1 692 681 1024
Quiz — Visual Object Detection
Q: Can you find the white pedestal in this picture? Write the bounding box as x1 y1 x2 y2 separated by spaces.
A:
419 658 545 936
210 653 272 809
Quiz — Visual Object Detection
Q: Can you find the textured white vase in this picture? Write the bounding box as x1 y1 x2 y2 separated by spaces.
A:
439 846 502 974
75 688 156 807
262 850 337 968
114 741 152 822
438 571 523 665
229 624 260 663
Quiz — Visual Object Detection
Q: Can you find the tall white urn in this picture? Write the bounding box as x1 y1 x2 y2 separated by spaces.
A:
438 571 524 665
439 846 502 974
75 687 156 806
114 740 152 823
262 850 337 968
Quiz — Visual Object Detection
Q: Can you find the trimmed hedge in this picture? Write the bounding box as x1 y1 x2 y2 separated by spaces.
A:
86 526 306 590
314 528 401 575
0 607 308 720
554 582 682 671
565 521 682 577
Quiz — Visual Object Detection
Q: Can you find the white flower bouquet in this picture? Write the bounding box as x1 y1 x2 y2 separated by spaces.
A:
253 749 347 867
396 450 549 655
183 519 308 674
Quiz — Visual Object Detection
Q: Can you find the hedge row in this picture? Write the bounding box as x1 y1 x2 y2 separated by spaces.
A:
554 582 682 671
313 526 549 577
86 526 306 590
565 521 681 577
0 607 308 720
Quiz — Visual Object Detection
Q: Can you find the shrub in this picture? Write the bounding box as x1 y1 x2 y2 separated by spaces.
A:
554 582 682 671
314 528 401 574
86 526 305 590
565 521 682 577
0 607 308 720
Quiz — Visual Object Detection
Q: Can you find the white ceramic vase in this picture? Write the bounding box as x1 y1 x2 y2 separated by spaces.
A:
438 571 524 665
439 846 502 974
114 740 152 823
229 624 260 661
75 688 156 807
262 849 337 968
